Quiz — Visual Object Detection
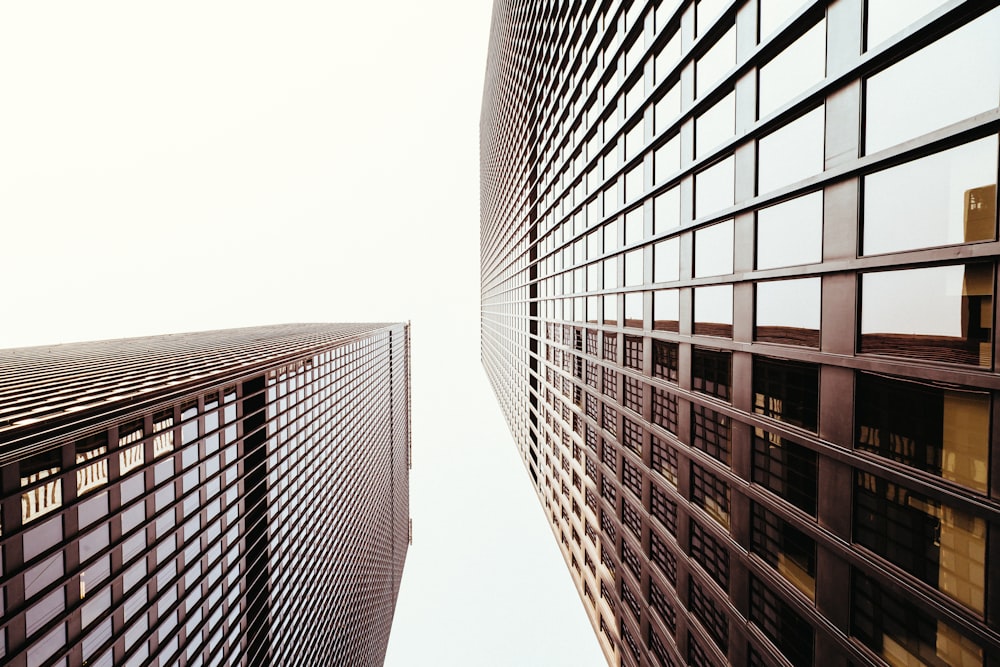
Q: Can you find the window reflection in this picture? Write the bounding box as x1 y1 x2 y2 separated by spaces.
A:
694 219 734 277
694 284 733 337
865 7 1000 154
625 249 644 286
860 263 993 367
863 136 997 255
758 106 825 194
756 191 823 269
856 373 989 493
695 91 735 158
866 0 949 49
604 294 618 325
654 186 681 233
695 156 735 217
758 20 825 118
655 135 681 185
756 277 821 347
759 0 808 41
654 290 680 332
625 293 643 328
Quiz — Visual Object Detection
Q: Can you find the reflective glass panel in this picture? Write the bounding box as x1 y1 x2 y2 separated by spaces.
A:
758 106 824 194
625 207 644 245
694 219 734 277
696 27 736 99
604 256 619 288
756 277 821 347
862 136 997 255
758 20 825 118
756 191 823 269
625 249 644 286
695 91 736 159
694 284 733 337
654 135 681 184
865 7 1000 154
604 294 618 324
655 83 681 133
759 0 808 41
654 290 680 332
697 0 728 35
654 237 680 283
866 0 949 49
654 186 681 233
695 155 735 217
625 293 643 328
860 263 993 367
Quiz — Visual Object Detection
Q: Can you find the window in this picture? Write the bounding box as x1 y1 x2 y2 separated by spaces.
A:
753 357 819 431
854 471 986 613
649 580 677 633
75 434 108 496
756 191 823 269
856 372 990 493
862 136 997 255
622 501 642 539
623 335 642 369
752 428 817 515
755 278 821 347
853 568 983 667
690 519 729 590
695 26 736 99
759 0 808 41
693 285 733 337
860 263 993 367
758 106 825 194
654 290 680 331
865 7 1000 153
20 450 62 524
695 156 735 217
654 237 680 283
651 485 678 535
695 91 735 158
689 579 728 651
622 459 642 498
650 532 677 585
691 463 730 529
694 219 734 278
655 135 682 184
865 0 948 48
693 405 731 464
758 20 826 117
654 186 681 232
651 436 679 487
752 503 816 599
623 377 643 413
692 348 731 400
750 575 814 666
652 387 679 434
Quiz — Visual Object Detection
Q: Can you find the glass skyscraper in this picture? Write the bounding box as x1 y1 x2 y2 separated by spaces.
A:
0 323 410 667
481 1 999 665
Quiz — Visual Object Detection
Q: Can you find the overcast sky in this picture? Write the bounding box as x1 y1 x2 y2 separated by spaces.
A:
0 2 603 665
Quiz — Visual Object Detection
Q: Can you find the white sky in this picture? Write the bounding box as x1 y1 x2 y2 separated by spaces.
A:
0 2 604 665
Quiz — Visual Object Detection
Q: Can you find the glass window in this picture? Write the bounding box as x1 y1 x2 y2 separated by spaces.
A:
694 284 733 337
855 471 986 613
866 0 948 48
696 26 736 99
655 83 681 133
852 568 983 667
856 373 990 493
691 463 730 526
625 162 644 201
693 348 731 400
859 263 993 368
654 290 680 331
654 135 681 184
24 552 63 599
865 7 1000 154
690 519 730 589
653 340 679 381
752 503 816 599
758 106 825 194
690 579 728 650
75 435 108 496
696 0 728 35
625 207 643 245
695 91 735 158
759 0 807 41
603 256 618 288
750 574 815 665
604 294 618 324
694 219 734 277
625 249 644 286
20 450 62 525
23 516 62 562
695 156 735 217
604 218 619 253
753 428 817 515
862 137 997 255
654 238 680 283
758 20 826 118
693 404 732 465
654 186 681 233
651 436 679 486
753 356 819 431
625 293 642 327
755 277 821 347
756 191 823 269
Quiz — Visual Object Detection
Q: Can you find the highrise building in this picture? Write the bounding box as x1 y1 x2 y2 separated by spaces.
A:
0 323 411 667
480 1 999 665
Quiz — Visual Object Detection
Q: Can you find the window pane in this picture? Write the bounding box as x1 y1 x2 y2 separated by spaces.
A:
750 573 815 664
753 357 819 431
755 277 821 347
865 7 1000 154
696 26 736 99
654 186 681 233
862 137 997 255
866 0 950 49
756 191 823 269
860 263 993 367
752 428 817 515
694 219 734 277
695 91 735 158
655 83 681 133
694 285 733 337
624 249 644 286
758 20 826 118
654 290 680 332
654 135 681 184
695 156 735 217
654 237 680 283
758 106 825 194
856 373 989 493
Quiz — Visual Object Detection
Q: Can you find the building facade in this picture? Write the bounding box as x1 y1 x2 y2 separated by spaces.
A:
480 1 999 665
0 323 411 667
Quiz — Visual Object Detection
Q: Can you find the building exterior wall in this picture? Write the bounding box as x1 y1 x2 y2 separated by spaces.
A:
480 1 1000 665
0 323 410 667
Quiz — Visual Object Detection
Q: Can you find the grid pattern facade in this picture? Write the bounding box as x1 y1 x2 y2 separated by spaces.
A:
480 1 1000 666
0 324 410 667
